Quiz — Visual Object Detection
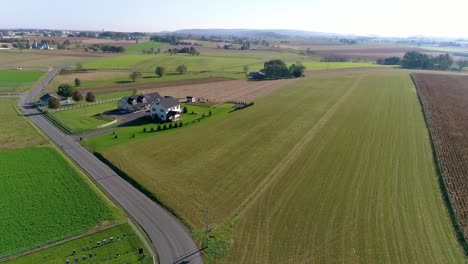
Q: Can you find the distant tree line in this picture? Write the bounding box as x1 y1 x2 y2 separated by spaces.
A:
167 47 199 56
376 57 401 65
377 51 468 71
150 35 182 45
339 38 357 45
400 51 453 70
320 55 349 62
84 44 125 53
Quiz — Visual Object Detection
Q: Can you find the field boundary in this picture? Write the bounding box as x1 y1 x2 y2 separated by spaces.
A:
410 73 468 255
231 74 365 221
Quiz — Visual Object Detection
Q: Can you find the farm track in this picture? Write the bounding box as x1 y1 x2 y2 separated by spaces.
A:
17 68 202 264
232 74 364 220
412 73 468 242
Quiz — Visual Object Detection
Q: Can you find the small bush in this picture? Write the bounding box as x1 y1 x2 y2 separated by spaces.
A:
150 127 154 132
143 127 147 133
162 124 167 130
157 125 161 131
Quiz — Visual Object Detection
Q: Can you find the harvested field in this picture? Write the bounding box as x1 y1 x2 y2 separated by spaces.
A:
142 78 299 102
412 73 468 240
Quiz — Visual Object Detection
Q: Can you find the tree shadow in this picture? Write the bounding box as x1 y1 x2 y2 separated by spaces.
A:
115 80 133 84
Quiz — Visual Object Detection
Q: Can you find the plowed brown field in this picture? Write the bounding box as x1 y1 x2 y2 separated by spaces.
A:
412 73 468 239
141 78 299 102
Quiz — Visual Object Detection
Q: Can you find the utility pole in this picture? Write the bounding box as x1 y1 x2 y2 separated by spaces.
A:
204 209 209 249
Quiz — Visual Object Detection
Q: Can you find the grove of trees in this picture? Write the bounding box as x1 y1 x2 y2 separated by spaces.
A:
262 60 305 79
176 65 188 74
401 51 453 70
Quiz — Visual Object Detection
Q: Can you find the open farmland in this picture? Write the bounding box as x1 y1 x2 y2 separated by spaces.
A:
5 223 152 264
93 71 463 263
0 147 121 257
0 50 92 70
0 98 47 150
0 70 44 93
412 73 468 241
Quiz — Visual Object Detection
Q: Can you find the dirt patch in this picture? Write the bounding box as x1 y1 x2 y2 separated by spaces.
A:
141 78 299 102
412 73 468 244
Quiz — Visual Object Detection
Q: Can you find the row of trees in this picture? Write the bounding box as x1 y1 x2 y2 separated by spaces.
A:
167 47 199 56
262 60 305 79
376 56 401 65
129 65 188 82
150 35 182 45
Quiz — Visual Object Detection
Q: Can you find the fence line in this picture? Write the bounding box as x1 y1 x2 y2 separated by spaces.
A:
45 97 121 113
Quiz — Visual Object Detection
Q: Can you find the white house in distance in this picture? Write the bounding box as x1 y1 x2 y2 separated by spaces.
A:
118 93 161 113
150 96 182 121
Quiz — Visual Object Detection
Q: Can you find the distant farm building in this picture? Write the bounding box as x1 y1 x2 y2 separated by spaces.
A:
248 71 265 80
38 93 74 107
29 39 50 50
186 96 196 103
118 93 161 113
150 96 182 122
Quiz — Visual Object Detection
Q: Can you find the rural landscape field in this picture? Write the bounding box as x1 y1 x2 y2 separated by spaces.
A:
3 1 468 263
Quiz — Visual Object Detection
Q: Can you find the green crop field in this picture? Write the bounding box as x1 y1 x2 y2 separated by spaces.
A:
0 70 44 93
0 147 122 257
49 101 118 134
83 50 386 74
125 41 167 53
5 223 153 264
0 98 47 150
91 71 464 263
85 103 233 152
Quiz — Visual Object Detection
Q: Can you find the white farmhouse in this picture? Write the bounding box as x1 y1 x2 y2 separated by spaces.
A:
150 96 182 121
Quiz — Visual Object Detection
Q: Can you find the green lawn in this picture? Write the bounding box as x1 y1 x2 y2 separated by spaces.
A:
5 223 153 264
0 147 122 258
49 101 118 134
90 72 463 263
84 103 233 152
125 41 167 53
0 98 47 151
0 70 44 93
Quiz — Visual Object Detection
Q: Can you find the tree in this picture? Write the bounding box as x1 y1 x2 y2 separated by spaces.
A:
176 65 187 74
74 78 81 87
130 71 142 82
289 63 306 78
86 91 96 102
183 106 188 114
72 90 83 101
48 97 61 109
155 66 166 77
57 84 74 97
264 60 290 79
457 60 468 72
76 63 83 71
243 65 249 75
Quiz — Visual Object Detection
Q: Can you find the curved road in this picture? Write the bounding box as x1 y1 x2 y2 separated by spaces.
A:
18 69 202 264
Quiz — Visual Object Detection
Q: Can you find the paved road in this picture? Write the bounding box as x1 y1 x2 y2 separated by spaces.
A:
18 69 203 264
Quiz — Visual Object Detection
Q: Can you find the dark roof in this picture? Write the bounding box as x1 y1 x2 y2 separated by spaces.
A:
40 93 58 101
155 96 179 109
121 92 162 109
167 111 180 117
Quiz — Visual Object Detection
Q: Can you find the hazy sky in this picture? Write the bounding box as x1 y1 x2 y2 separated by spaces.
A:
2 0 467 38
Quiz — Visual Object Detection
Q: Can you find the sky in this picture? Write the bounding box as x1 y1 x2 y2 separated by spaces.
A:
2 0 468 38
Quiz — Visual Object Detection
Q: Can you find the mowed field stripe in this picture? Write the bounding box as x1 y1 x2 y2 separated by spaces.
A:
231 72 464 263
232 74 365 220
